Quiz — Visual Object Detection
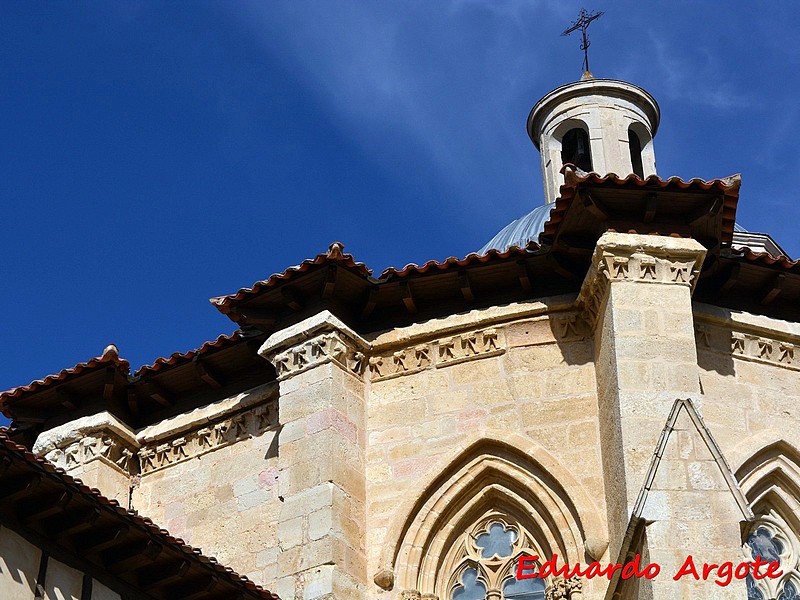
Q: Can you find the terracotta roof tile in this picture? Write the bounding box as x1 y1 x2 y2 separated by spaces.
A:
541 165 741 243
380 243 540 279
0 344 129 402
734 247 800 271
0 427 280 599
210 242 373 314
134 330 251 377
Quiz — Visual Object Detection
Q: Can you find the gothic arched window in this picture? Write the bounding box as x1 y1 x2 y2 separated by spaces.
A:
628 127 644 178
445 517 546 600
745 514 800 600
561 128 592 173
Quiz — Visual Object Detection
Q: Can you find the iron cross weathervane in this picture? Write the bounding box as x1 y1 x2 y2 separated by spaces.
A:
561 8 604 75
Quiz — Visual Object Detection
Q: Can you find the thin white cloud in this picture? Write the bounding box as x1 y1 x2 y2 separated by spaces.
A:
647 31 752 111
225 1 554 211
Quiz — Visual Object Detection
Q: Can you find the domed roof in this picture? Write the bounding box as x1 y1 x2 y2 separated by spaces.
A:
478 203 552 254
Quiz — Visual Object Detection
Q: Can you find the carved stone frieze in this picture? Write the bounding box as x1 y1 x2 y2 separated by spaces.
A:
137 401 278 475
44 432 138 476
554 313 591 341
695 323 798 371
578 233 707 330
369 328 506 382
272 331 366 381
259 311 370 381
694 324 711 348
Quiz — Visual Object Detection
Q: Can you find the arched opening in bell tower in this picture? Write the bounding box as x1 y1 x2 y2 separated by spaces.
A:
560 127 592 173
628 127 645 178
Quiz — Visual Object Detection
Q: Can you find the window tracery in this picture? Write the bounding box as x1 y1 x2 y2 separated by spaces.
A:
745 512 800 600
445 515 550 600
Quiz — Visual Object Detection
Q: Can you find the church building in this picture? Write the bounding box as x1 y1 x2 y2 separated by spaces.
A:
1 71 798 600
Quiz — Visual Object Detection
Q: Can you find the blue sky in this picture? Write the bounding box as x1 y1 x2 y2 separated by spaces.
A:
2 1 799 395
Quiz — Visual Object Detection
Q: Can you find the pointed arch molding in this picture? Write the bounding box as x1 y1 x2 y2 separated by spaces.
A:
381 434 605 595
735 441 800 599
736 440 800 518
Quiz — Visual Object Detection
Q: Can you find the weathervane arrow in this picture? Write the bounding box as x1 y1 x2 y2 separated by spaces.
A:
562 8 604 76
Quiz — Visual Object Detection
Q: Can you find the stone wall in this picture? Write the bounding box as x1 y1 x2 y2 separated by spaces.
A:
24 286 800 600
362 302 607 600
694 304 800 468
132 383 280 584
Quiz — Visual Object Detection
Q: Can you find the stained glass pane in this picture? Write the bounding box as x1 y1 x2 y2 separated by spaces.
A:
747 574 765 600
779 581 800 600
452 568 486 600
475 522 517 558
503 575 545 600
748 527 783 565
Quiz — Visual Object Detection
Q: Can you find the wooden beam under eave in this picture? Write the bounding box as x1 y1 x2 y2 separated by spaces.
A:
582 192 609 220
56 387 77 410
167 575 220 600
361 286 379 320
282 287 303 311
48 507 101 540
718 262 741 296
400 281 417 314
322 266 338 299
459 270 474 302
643 192 657 223
688 196 723 226
7 406 47 424
17 491 72 524
546 254 582 281
74 525 129 555
237 308 277 328
139 560 191 591
127 388 139 421
555 234 595 256
193 357 223 389
104 539 162 574
517 260 532 292
137 380 175 407
103 367 116 402
761 273 786 305
0 473 42 504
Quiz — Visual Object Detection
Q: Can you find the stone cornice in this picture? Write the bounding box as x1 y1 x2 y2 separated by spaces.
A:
260 303 594 384
578 233 707 328
138 401 278 475
33 412 140 476
368 327 506 382
695 322 798 372
693 302 800 343
260 311 371 381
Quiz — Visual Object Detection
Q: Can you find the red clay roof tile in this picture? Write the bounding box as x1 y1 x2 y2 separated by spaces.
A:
210 242 373 315
0 344 129 402
380 243 540 279
0 427 280 599
134 330 249 377
541 165 741 244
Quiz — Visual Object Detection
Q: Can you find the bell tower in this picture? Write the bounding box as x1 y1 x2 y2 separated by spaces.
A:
528 77 660 204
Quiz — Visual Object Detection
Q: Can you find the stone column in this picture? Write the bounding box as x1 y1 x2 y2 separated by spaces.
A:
260 311 369 600
583 233 748 599
32 412 139 505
